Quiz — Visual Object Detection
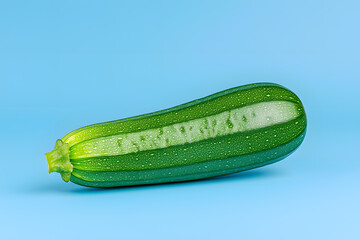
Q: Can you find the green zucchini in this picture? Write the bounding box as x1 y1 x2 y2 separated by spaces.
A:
45 82 307 188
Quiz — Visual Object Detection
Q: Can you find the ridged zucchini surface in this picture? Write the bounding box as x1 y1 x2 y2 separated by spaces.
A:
45 82 307 187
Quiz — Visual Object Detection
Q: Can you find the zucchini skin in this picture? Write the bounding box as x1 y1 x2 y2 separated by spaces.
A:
46 82 307 188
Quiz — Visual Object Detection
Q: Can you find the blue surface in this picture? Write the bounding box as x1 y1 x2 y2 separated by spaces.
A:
1 1 359 239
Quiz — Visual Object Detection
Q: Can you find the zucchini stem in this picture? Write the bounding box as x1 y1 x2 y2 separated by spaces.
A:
45 139 72 182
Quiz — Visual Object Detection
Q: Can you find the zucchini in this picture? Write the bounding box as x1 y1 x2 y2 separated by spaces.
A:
45 82 306 188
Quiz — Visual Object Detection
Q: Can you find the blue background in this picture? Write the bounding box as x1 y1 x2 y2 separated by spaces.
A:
1 1 359 239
